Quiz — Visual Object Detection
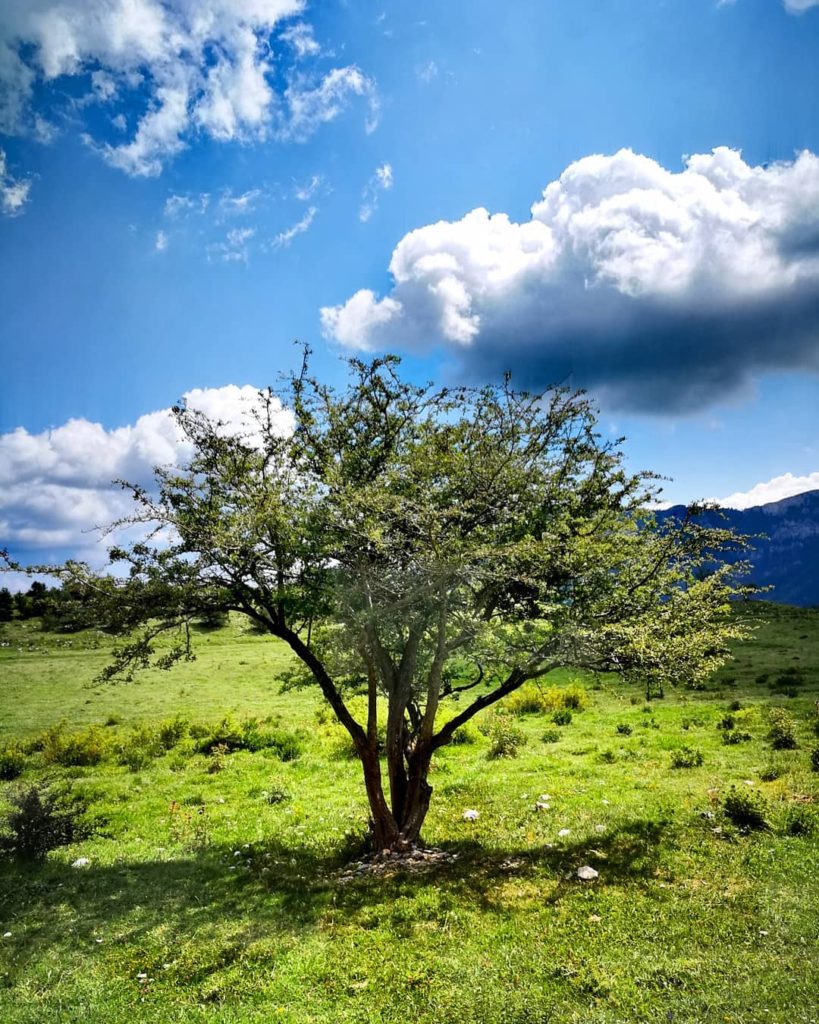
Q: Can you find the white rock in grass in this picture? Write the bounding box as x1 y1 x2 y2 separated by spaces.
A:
558 828 571 837
577 865 599 881
535 802 551 811
2 933 11 939
71 857 90 868
462 809 480 821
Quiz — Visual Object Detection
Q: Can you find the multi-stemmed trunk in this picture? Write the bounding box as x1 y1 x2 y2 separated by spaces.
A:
358 737 433 850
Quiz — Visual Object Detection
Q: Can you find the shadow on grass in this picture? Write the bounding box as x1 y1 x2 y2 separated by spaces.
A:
0 816 671 966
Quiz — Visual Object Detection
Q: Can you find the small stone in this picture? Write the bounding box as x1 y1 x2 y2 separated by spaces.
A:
577 865 599 881
3 932 11 939
594 824 606 833
539 794 551 801
535 802 550 811
588 914 602 922
558 828 571 837
462 809 480 821
72 857 91 868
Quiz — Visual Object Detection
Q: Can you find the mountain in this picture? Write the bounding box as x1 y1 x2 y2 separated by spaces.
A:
657 489 819 607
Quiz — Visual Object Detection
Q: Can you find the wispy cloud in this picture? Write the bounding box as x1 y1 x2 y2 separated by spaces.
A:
359 162 393 222
272 206 317 248
154 229 168 252
209 226 256 264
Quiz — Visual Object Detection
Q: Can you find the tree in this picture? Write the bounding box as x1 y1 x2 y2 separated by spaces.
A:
0 587 13 622
2 353 750 851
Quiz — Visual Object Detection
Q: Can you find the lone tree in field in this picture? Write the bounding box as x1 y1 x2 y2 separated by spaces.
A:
5 353 749 850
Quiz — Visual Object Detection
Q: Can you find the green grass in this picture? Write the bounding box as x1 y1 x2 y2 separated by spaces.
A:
1 604 818 1023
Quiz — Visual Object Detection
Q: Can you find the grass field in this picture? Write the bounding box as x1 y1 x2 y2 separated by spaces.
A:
1 603 818 1024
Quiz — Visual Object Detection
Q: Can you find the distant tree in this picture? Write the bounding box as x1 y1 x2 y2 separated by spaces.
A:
2 353 751 851
12 591 32 620
0 587 13 622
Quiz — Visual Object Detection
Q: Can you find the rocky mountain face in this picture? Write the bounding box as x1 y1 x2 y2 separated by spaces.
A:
658 489 819 607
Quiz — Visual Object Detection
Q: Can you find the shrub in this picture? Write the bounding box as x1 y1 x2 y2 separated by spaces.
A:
117 724 160 771
541 728 561 744
207 743 230 773
723 787 768 831
157 715 190 750
717 714 736 731
615 723 632 736
721 730 753 745
0 785 90 860
241 722 302 761
263 786 290 805
780 804 815 837
41 723 109 767
600 749 617 764
450 721 481 746
552 709 572 727
759 761 783 782
670 746 703 769
0 745 26 781
503 682 588 716
810 747 819 773
767 708 798 750
728 700 743 712
487 719 526 759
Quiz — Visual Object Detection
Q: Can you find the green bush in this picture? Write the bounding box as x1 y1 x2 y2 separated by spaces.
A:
728 700 743 712
721 730 753 745
541 728 561 744
40 724 109 767
116 724 161 771
487 719 526 759
758 761 783 782
717 714 736 731
615 723 632 736
670 746 703 769
450 721 481 746
0 785 90 860
551 709 572 727
810 747 819 772
780 804 815 837
157 715 190 750
0 744 26 781
502 682 588 716
723 787 768 831
767 708 798 750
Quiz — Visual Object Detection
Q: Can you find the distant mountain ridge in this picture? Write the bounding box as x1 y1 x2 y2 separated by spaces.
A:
657 489 819 607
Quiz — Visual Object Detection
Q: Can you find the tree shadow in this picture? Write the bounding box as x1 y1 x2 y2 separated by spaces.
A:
0 816 671 965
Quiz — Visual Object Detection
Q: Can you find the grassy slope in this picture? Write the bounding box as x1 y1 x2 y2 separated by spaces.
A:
0 604 817 1024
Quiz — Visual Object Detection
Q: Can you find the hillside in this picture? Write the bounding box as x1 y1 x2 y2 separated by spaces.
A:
659 489 819 607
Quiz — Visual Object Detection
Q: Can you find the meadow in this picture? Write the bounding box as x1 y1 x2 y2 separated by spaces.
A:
0 602 818 1024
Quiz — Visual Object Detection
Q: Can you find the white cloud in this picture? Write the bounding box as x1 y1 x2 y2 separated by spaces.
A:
714 472 819 509
164 192 210 217
0 386 292 557
293 173 321 200
280 21 320 57
0 147 31 215
154 229 168 251
217 188 262 217
0 1 378 177
359 161 393 222
322 147 819 412
416 60 438 83
209 226 256 263
783 0 819 12
272 205 316 247
279 66 379 142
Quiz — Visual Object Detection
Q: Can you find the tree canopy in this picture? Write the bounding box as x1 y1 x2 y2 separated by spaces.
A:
3 352 751 849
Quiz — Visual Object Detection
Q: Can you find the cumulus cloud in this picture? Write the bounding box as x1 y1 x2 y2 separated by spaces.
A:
0 1 378 177
154 229 168 251
322 147 819 413
0 147 30 215
359 162 393 222
0 386 292 558
714 471 819 509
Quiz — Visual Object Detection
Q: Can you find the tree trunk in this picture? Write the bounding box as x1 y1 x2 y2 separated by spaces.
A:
359 743 433 851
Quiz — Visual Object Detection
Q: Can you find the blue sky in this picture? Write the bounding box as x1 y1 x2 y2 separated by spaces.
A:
1 0 819 572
